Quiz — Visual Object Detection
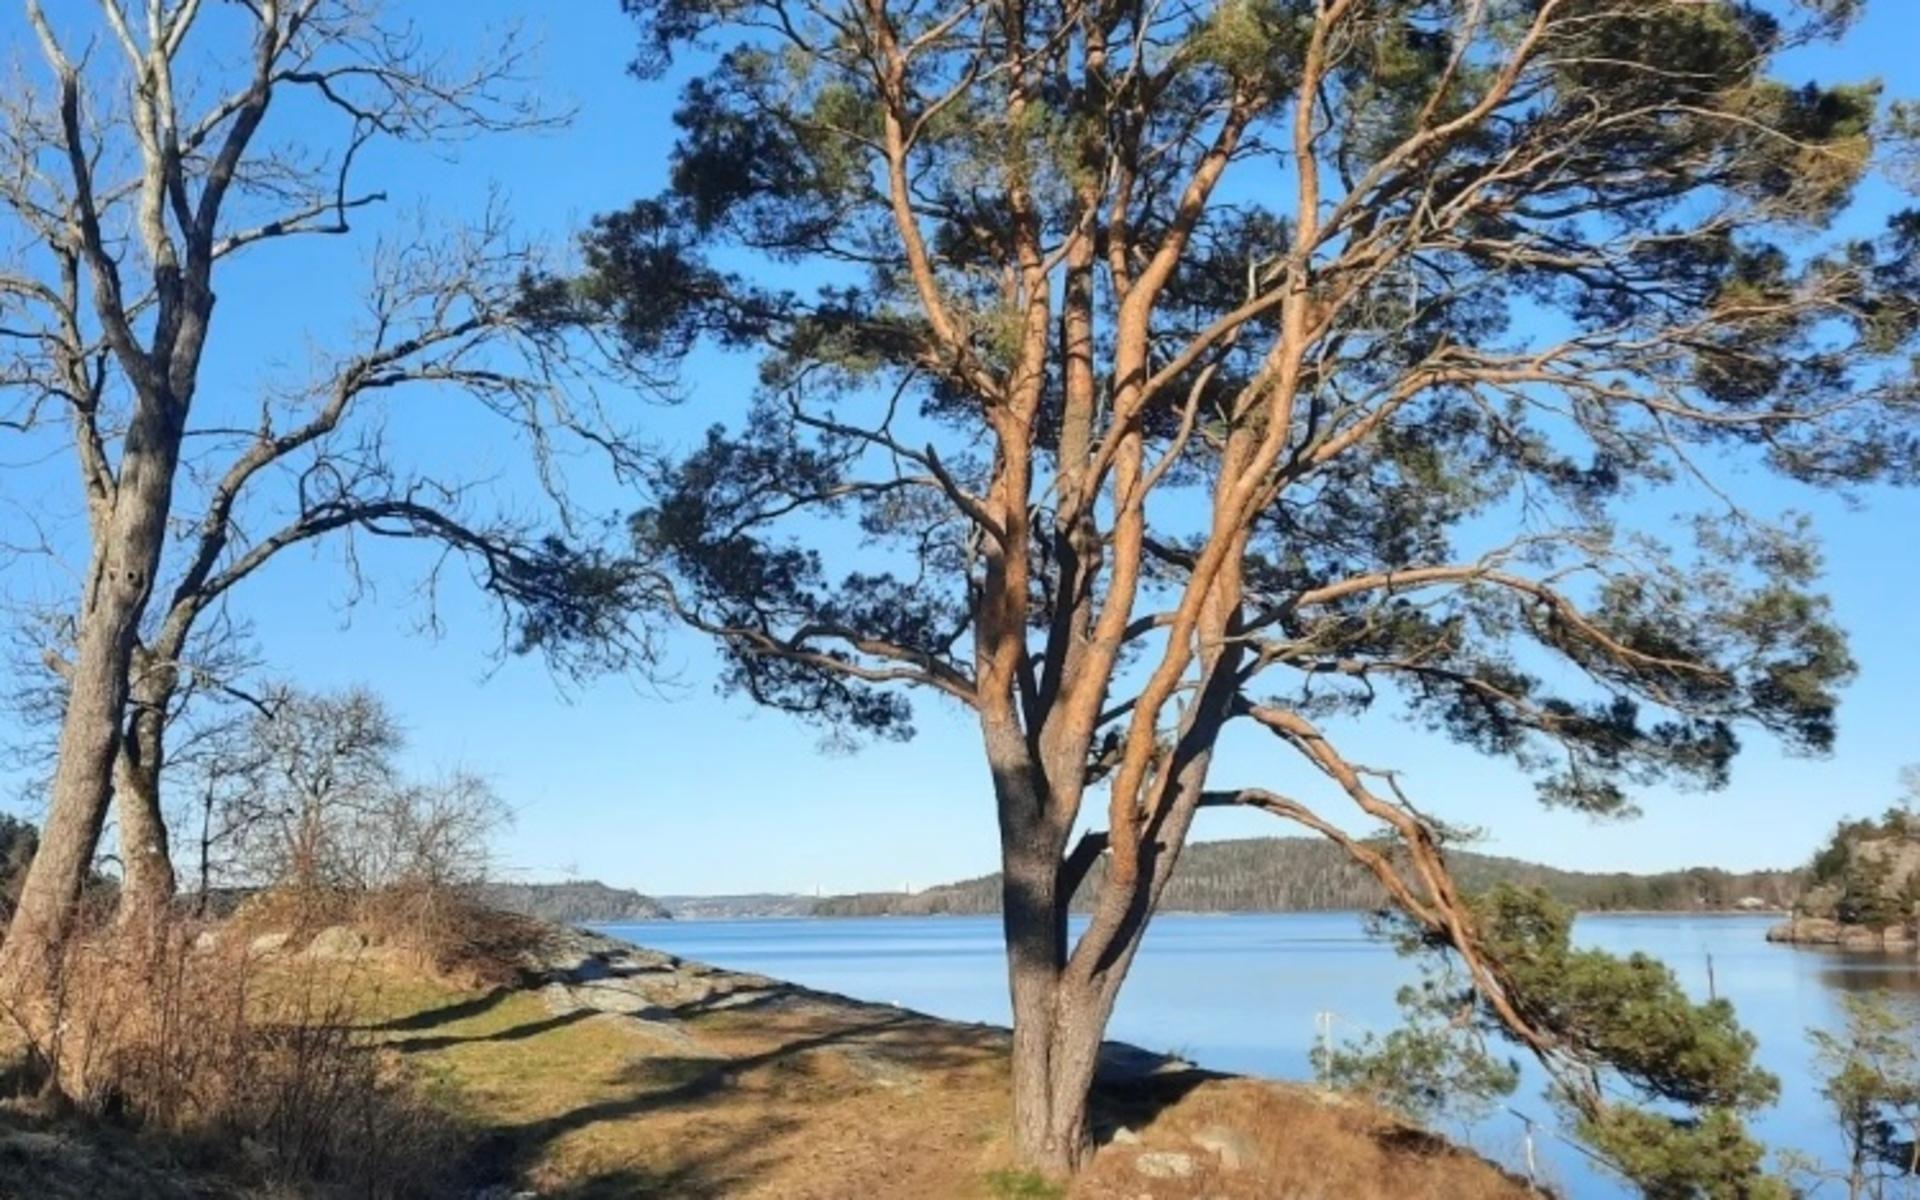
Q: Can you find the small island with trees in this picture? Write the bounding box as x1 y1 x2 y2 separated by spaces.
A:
1770 785 1920 952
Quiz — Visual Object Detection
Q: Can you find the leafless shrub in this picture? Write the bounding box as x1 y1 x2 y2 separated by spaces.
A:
0 917 467 1198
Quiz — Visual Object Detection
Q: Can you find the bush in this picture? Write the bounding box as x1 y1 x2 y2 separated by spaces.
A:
0 917 469 1198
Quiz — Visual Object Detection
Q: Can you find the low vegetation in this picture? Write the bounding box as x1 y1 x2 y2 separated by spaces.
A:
0 902 488 1198
1320 887 1789 1198
1794 992 1920 1200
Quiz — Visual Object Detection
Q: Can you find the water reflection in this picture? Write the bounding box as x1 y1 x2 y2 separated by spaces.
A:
1811 951 1920 994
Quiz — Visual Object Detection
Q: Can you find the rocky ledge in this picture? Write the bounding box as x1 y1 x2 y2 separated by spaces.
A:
1766 915 1917 951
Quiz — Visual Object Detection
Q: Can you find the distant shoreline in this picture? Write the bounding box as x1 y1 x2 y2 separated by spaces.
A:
601 905 1791 924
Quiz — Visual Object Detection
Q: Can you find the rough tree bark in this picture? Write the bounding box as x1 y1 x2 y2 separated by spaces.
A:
0 0 219 991
3 424 183 984
113 652 178 934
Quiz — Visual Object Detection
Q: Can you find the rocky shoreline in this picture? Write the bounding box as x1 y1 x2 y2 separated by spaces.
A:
1765 914 1917 952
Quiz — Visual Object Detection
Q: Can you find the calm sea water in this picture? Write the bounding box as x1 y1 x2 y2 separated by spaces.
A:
598 912 1920 1196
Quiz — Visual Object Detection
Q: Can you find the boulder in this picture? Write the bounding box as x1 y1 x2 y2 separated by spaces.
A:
1133 1151 1196 1180
1840 926 1884 951
305 925 369 959
248 931 290 955
1766 917 1840 944
1192 1125 1257 1172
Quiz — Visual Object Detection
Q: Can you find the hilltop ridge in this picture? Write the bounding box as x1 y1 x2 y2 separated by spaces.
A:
477 879 671 923
813 836 1799 918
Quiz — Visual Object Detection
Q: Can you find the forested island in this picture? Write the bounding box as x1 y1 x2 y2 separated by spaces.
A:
1769 808 1920 949
477 880 671 923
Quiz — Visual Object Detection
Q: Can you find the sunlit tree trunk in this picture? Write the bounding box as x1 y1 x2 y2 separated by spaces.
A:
114 662 179 934
0 404 183 997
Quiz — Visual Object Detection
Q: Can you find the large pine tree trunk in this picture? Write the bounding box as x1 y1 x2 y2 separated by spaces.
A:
1003 834 1073 1170
0 409 181 1007
1001 822 1123 1174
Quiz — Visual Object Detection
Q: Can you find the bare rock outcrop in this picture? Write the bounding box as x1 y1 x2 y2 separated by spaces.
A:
1772 827 1920 952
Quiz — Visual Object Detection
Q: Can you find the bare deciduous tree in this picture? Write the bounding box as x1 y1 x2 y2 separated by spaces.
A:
0 0 632 1008
218 686 506 895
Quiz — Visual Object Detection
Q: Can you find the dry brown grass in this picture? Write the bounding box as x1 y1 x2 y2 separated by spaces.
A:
0 903 475 1198
226 881 547 988
1074 1075 1538 1199
326 943 1538 1200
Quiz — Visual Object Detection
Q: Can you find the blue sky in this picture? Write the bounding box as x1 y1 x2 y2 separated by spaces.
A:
2 1 1918 896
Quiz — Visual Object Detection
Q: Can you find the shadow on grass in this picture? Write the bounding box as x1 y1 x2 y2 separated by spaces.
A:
389 1006 600 1053
503 1012 914 1147
534 1115 807 1199
366 986 519 1032
1085 1048 1227 1148
466 1004 1005 1193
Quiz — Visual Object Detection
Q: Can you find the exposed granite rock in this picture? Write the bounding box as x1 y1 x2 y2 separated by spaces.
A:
1769 914 1915 951
1773 828 1920 952
1193 1124 1257 1171
523 925 813 1054
1767 916 1841 944
1134 1150 1196 1179
305 925 369 959
247 931 289 955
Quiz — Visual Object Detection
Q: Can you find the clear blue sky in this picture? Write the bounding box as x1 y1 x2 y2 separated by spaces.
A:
2 1 1917 896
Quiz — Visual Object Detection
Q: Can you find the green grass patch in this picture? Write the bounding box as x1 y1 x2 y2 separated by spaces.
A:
982 1167 1067 1199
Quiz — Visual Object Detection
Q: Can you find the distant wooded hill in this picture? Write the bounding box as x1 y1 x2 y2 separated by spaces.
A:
812 837 1802 917
478 880 671 923
655 893 820 919
471 838 1801 924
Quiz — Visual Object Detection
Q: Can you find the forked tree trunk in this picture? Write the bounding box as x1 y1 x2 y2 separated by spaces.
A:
1000 819 1127 1174
997 741 1216 1175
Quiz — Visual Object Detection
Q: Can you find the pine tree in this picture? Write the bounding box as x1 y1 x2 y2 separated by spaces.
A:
557 0 1920 1179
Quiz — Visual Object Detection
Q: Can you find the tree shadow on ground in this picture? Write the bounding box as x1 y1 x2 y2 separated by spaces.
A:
387 1006 598 1053
531 1115 808 1199
462 1003 1003 1195
365 985 519 1032
1087 1053 1225 1146
502 1012 914 1148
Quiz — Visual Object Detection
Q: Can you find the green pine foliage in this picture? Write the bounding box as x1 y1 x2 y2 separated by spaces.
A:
1798 992 1920 1198
1342 888 1786 1198
1314 971 1522 1125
